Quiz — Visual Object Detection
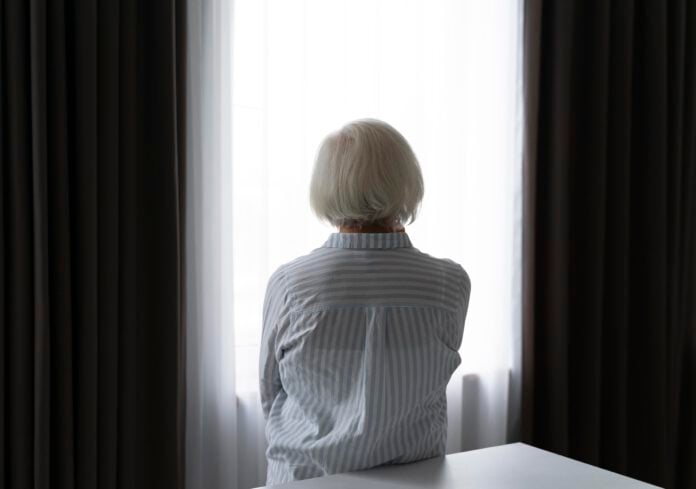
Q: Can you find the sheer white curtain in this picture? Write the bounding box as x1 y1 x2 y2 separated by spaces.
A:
187 1 523 488
186 1 236 488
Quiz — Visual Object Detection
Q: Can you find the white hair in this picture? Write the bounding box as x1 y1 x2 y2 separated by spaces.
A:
309 118 424 228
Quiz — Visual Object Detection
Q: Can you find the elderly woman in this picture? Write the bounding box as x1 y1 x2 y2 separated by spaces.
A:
259 119 471 485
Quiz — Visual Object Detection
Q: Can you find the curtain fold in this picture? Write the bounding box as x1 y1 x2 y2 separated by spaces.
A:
1 0 187 487
185 1 237 488
522 1 696 488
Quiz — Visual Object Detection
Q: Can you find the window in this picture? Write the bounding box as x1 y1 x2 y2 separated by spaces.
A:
231 0 522 399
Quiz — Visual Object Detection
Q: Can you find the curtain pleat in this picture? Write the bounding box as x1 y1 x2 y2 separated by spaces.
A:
1 0 187 488
523 1 696 488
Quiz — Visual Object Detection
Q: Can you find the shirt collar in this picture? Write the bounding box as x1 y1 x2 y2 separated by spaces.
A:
323 232 413 249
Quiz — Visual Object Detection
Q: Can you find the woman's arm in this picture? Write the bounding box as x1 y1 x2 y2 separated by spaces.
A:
259 268 289 419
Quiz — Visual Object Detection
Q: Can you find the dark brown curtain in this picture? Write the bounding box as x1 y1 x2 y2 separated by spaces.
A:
522 1 696 488
1 1 186 488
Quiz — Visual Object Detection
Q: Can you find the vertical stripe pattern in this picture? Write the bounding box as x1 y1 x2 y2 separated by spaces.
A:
259 233 471 485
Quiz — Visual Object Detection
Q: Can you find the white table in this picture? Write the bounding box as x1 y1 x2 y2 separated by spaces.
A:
256 443 660 488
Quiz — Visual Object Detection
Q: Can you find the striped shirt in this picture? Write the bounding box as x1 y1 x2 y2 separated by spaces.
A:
259 232 471 485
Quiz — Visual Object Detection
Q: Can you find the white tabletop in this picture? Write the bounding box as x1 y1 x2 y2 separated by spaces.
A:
256 443 661 488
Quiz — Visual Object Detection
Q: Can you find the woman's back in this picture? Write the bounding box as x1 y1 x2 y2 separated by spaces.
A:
260 232 471 485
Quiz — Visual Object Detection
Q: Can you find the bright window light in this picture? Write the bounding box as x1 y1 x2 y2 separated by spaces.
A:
232 0 522 393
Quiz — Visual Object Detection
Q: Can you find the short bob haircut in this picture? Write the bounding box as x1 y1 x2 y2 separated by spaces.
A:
310 119 424 228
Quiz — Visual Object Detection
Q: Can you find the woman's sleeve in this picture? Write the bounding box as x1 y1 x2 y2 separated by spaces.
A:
453 266 472 350
259 268 289 419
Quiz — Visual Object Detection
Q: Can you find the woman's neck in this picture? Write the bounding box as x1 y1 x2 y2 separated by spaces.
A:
338 223 405 234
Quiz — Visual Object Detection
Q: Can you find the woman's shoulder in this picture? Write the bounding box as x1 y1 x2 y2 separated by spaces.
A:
406 248 471 293
266 246 332 285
